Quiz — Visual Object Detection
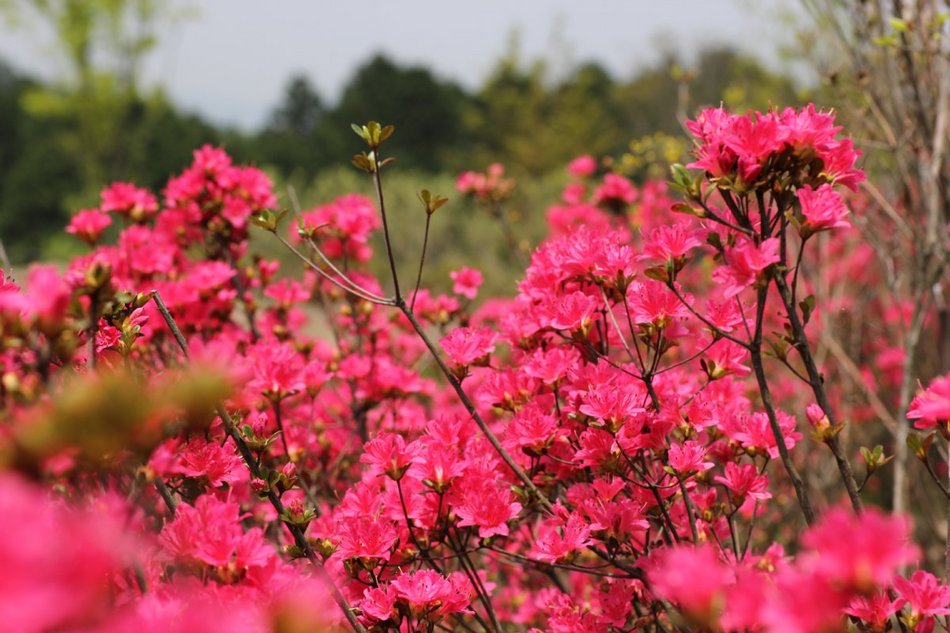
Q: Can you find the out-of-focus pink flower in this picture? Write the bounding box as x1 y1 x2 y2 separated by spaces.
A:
646 545 733 626
801 507 917 592
450 267 483 300
101 182 159 222
593 173 637 208
568 155 598 178
67 208 113 244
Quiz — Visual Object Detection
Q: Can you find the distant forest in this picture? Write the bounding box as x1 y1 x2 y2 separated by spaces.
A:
0 46 803 263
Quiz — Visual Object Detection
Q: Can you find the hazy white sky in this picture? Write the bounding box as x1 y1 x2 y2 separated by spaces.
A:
0 1 803 130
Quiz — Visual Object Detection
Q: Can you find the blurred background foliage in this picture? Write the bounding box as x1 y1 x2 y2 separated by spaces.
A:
0 0 805 269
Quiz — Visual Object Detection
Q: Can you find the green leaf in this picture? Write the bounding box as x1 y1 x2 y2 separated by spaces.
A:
907 432 930 460
250 209 286 233
888 17 909 32
670 202 705 218
799 295 816 325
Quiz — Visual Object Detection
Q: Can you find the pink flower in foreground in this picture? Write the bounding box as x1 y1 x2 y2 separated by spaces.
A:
23 265 72 330
801 507 917 592
361 586 397 622
646 545 733 626
893 570 950 618
0 475 130 633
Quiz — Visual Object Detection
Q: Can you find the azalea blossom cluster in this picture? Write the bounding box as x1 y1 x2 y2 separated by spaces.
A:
0 106 947 633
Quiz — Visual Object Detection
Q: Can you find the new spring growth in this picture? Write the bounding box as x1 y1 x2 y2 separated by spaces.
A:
806 403 844 443
419 189 448 215
860 445 893 475
352 121 396 174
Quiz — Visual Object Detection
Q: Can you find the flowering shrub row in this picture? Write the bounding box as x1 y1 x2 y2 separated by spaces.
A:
1 107 948 632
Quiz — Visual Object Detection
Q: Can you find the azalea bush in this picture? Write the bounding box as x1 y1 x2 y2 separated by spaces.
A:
3 105 950 633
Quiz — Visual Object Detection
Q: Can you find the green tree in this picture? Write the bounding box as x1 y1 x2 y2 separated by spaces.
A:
319 54 469 172
256 75 330 181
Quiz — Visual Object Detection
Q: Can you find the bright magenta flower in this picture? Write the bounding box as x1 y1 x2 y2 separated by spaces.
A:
67 208 112 244
390 570 471 620
532 511 593 564
334 516 398 564
798 183 851 236
567 154 598 177
439 325 497 368
544 290 599 332
845 591 902 632
646 545 733 626
453 478 522 538
449 266 484 300
714 462 772 503
638 221 702 264
593 173 637 208
712 237 781 298
361 432 417 480
668 439 714 474
801 507 917 592
101 182 159 222
908 373 950 429
893 570 950 618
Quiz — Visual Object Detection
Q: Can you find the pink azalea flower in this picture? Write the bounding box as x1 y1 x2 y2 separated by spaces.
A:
544 290 599 332
668 440 714 474
390 570 470 620
845 591 902 632
714 462 772 502
568 155 598 178
334 516 398 564
712 237 781 298
361 432 417 480
531 511 593 564
439 326 497 368
801 507 917 592
453 478 522 538
908 373 950 429
893 570 950 618
100 182 159 222
638 221 702 264
798 183 851 236
66 208 112 244
646 545 733 625
593 173 637 208
449 267 484 300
